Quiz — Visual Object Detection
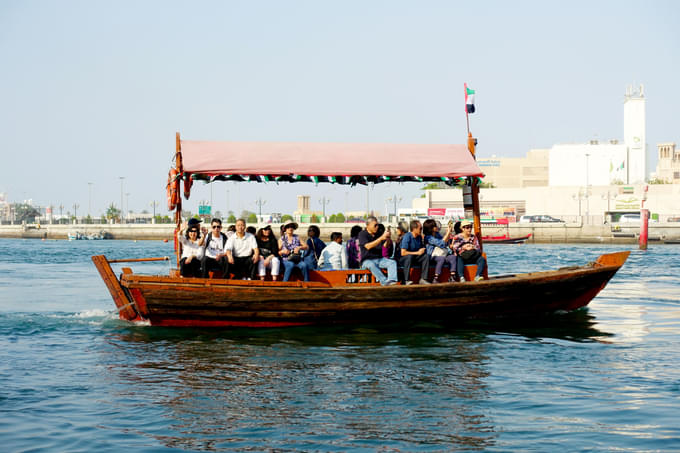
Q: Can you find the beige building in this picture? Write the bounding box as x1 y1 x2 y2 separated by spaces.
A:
413 184 680 223
655 142 680 184
477 149 549 188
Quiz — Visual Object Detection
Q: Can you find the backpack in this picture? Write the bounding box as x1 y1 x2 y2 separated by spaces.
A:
204 232 228 253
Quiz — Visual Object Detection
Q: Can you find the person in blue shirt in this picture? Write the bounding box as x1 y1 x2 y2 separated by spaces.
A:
399 220 431 285
422 218 457 283
304 225 326 270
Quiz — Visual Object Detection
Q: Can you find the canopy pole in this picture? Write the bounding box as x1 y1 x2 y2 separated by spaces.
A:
467 132 484 252
175 132 183 269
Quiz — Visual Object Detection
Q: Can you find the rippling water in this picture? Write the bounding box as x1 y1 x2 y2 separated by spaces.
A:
1 238 679 451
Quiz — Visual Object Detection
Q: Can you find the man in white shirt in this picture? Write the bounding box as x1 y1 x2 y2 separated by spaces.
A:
318 232 348 270
201 218 229 278
225 218 259 280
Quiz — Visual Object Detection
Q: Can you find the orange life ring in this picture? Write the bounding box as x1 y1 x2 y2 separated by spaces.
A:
167 168 180 211
183 174 193 200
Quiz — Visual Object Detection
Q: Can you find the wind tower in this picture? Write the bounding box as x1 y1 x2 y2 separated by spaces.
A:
623 84 647 183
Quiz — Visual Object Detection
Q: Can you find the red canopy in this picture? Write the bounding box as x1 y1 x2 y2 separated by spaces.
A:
180 140 483 183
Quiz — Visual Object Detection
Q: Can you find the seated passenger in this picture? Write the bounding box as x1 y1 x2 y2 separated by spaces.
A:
358 216 398 286
346 225 363 269
201 218 229 278
279 222 310 281
304 225 326 270
399 220 430 285
389 222 409 261
318 232 347 270
256 225 280 281
422 218 457 283
246 225 257 236
179 219 205 278
376 224 394 259
451 220 487 281
224 218 259 280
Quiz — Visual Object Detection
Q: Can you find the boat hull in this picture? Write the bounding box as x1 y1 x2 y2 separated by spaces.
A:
93 251 630 327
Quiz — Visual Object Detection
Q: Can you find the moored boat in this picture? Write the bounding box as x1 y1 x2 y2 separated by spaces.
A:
482 234 532 244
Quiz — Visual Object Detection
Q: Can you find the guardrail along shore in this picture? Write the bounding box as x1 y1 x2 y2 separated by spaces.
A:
1 222 680 243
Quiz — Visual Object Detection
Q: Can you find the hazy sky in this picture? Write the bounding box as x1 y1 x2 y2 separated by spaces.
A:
1 0 678 217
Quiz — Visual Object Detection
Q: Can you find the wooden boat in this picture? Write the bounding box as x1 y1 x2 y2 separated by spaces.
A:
93 251 629 327
481 234 531 244
92 132 630 327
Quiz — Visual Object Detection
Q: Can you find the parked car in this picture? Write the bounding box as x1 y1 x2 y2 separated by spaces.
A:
618 213 641 223
520 215 565 223
616 213 658 224
667 216 680 223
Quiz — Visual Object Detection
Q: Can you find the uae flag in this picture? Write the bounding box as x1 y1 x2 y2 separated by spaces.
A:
465 84 476 114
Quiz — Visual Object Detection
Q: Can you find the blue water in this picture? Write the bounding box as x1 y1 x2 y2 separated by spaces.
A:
1 238 679 452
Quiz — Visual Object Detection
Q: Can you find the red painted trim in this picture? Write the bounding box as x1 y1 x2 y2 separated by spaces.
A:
150 319 314 328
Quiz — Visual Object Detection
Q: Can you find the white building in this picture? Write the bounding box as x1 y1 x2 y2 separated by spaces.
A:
549 84 647 186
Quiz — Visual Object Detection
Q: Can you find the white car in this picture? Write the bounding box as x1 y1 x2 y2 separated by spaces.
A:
618 213 657 223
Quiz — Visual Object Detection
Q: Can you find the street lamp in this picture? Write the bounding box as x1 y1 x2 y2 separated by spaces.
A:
319 196 330 219
150 200 159 219
585 153 590 220
119 177 125 224
73 203 79 223
254 197 267 217
88 182 93 218
386 195 402 221
125 193 130 222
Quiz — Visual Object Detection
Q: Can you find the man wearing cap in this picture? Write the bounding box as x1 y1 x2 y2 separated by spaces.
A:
224 218 259 280
357 216 398 286
201 218 229 278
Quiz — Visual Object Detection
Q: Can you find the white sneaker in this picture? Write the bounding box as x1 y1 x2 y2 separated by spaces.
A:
384 280 399 286
405 281 414 285
474 275 484 281
418 278 431 285
460 276 466 282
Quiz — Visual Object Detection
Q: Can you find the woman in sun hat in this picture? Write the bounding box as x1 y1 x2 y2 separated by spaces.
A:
451 219 486 281
278 222 310 281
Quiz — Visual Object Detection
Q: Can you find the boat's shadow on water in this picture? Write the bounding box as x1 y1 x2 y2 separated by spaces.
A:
105 308 612 347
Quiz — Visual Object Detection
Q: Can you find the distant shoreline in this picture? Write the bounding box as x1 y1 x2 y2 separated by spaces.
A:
2 222 678 244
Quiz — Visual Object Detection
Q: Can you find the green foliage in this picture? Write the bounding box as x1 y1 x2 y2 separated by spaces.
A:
227 214 237 223
106 203 121 221
247 213 258 223
311 214 320 223
328 214 337 223
647 177 670 185
335 213 346 223
12 203 40 223
281 214 293 222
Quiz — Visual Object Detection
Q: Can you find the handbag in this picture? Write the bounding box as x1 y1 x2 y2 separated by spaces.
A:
460 249 480 262
432 246 448 257
259 247 272 258
288 252 302 264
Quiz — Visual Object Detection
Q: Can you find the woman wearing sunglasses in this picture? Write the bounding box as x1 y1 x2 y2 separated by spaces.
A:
451 219 486 282
179 220 205 277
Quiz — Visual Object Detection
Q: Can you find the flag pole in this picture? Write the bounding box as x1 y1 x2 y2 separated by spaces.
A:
463 83 483 254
